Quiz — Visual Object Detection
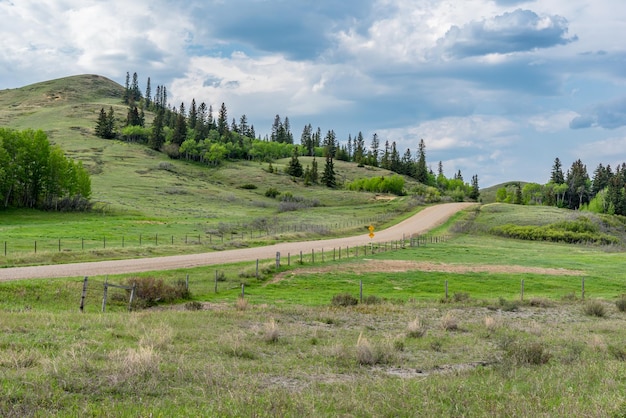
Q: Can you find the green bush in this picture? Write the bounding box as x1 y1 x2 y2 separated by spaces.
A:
239 184 258 190
264 187 280 198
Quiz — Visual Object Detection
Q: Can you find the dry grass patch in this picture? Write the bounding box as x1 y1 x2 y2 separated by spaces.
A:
406 316 427 338
236 296 249 311
441 312 459 331
263 318 280 343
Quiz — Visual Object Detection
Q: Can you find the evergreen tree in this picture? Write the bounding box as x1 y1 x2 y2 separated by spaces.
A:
239 114 249 137
354 131 365 165
149 109 165 150
380 140 390 169
95 107 116 139
123 72 130 104
130 72 141 103
286 147 303 177
514 183 523 204
401 148 413 175
171 102 187 145
415 138 428 183
323 130 336 157
300 124 314 156
217 103 229 136
591 163 612 196
566 159 590 209
321 155 336 188
271 115 282 142
145 77 152 109
370 133 379 167
390 141 401 174
470 174 480 200
311 156 319 184
347 134 353 161
550 157 565 184
189 99 198 130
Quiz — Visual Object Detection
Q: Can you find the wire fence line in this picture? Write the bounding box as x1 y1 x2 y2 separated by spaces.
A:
1 215 401 257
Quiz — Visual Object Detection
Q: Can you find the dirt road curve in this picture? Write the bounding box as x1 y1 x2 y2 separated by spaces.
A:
0 202 475 281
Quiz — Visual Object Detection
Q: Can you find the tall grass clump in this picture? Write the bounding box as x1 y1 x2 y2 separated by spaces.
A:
616 296 626 312
331 293 358 307
583 300 607 317
406 316 426 338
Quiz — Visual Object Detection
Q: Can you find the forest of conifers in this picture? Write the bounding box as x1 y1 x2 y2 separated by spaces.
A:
96 72 480 199
496 157 626 216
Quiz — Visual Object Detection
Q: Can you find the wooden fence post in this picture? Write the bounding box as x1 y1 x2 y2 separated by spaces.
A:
102 277 108 312
128 283 136 311
79 277 88 313
445 280 448 300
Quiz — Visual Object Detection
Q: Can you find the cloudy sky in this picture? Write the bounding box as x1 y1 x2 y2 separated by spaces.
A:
1 0 625 186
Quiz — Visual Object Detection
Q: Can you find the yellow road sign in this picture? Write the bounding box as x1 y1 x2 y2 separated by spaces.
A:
369 232 375 239
368 225 375 232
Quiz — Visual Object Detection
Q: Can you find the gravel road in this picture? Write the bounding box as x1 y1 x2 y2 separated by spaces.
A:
0 202 475 281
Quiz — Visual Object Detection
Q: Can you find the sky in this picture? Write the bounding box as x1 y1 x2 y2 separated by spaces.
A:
1 0 626 187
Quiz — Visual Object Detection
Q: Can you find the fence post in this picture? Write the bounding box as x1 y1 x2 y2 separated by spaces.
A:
300 251 303 264
186 274 189 291
445 280 449 300
35 241 37 254
102 277 109 312
241 283 245 298
288 252 290 267
4 241 6 256
360 280 363 303
58 239 61 252
128 283 136 311
276 252 281 269
79 277 88 313
521 279 524 301
312 249 315 263
82 238 84 250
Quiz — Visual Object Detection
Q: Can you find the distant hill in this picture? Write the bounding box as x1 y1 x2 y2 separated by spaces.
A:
480 181 528 204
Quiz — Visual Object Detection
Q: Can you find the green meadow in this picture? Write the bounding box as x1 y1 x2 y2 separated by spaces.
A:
1 75 626 416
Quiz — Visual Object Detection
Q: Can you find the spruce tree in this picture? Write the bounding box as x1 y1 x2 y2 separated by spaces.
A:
321 155 336 188
286 147 303 177
415 138 428 183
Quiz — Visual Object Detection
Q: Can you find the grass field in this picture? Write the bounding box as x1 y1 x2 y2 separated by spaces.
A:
2 75 626 416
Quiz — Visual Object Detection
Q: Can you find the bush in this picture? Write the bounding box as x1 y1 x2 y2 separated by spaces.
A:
264 187 280 198
332 293 358 307
616 296 626 312
453 292 470 303
127 277 190 308
239 184 258 190
362 295 382 305
584 300 607 317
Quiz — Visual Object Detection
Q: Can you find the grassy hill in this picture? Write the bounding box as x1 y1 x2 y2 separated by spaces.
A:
0 75 428 264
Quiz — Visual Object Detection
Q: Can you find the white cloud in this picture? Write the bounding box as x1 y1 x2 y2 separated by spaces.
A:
528 110 578 132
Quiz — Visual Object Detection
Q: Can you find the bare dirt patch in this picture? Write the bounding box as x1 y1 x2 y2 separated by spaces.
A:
267 259 584 286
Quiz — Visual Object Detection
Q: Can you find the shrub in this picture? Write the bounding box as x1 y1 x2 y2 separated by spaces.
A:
127 277 190 308
264 187 280 198
331 293 358 307
616 296 626 312
406 316 426 338
239 183 258 190
584 300 607 317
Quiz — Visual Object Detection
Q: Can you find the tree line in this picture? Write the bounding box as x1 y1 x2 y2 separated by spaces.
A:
95 72 480 198
0 128 91 210
496 157 626 216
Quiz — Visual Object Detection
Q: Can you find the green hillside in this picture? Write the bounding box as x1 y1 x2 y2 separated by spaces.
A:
0 75 430 265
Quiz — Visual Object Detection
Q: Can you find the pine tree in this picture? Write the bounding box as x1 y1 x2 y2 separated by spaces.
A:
95 107 108 138
551 157 565 184
217 103 229 136
470 174 480 200
311 156 319 184
96 106 116 139
123 72 130 104
321 155 336 188
286 147 303 177
145 77 152 109
149 109 165 150
354 131 365 165
415 138 428 183
370 133 379 167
